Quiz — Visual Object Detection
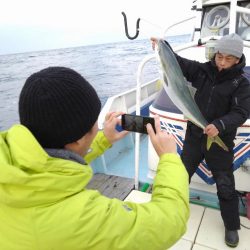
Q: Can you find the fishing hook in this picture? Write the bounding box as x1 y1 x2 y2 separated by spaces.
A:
121 12 141 40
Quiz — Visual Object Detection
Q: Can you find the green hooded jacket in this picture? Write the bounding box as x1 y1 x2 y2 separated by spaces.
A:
0 125 189 250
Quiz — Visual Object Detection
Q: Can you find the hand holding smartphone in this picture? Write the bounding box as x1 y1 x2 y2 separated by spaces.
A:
121 114 156 134
122 114 177 156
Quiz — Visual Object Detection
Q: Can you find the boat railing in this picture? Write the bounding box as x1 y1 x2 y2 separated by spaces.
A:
163 16 196 39
135 54 161 189
96 60 160 182
229 0 250 33
98 77 160 129
174 36 250 55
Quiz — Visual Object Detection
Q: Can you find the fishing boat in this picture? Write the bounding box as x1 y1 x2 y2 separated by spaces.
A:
89 0 250 249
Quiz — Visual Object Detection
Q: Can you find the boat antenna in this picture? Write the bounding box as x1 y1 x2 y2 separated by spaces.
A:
121 12 141 40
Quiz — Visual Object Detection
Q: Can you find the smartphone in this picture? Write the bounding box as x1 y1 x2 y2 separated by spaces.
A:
121 114 156 134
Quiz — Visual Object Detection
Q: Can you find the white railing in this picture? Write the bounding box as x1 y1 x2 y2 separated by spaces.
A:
229 0 250 33
98 78 159 129
163 16 196 38
134 54 160 189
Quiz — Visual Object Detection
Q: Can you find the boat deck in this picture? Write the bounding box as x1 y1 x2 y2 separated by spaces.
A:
125 190 250 250
87 174 249 249
87 173 134 200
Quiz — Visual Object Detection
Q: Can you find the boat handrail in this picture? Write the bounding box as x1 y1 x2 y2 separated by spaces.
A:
98 77 159 129
229 0 250 33
163 16 196 38
134 53 157 190
174 36 250 52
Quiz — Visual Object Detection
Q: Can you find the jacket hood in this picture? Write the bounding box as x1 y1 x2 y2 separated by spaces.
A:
0 125 92 208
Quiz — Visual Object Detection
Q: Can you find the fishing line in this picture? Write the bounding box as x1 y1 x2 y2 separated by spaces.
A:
240 223 250 230
134 17 166 39
140 18 165 32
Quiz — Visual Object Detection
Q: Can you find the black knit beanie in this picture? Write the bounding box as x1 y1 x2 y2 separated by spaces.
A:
19 67 101 148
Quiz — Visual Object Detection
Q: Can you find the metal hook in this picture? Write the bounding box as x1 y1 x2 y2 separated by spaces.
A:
121 12 141 40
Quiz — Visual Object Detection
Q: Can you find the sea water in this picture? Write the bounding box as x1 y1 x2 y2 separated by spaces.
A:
0 35 189 130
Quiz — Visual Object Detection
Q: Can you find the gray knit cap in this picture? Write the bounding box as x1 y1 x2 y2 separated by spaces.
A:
214 33 243 58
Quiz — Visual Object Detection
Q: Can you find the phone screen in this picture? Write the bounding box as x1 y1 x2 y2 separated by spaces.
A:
121 114 155 134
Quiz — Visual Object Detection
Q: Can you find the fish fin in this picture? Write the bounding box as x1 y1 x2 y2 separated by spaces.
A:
207 137 213 151
207 136 229 152
187 85 197 99
156 79 163 90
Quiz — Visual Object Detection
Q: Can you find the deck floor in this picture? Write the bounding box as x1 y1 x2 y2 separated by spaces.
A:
87 175 250 249
87 173 135 200
125 190 250 250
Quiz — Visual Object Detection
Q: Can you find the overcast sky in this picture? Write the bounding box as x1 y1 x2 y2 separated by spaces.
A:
0 0 194 55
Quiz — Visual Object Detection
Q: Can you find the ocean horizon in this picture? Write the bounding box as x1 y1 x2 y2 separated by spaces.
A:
0 34 190 130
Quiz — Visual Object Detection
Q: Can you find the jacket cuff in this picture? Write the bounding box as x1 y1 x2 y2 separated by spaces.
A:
97 131 112 148
212 119 225 134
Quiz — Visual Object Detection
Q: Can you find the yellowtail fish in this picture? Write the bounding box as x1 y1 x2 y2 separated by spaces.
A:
156 39 228 151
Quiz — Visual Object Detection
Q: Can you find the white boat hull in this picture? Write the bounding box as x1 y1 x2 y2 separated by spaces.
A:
148 106 250 192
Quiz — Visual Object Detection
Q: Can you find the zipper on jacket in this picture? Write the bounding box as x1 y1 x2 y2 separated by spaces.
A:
206 85 215 113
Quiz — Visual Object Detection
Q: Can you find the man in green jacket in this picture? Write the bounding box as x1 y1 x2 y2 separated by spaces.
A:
0 67 189 250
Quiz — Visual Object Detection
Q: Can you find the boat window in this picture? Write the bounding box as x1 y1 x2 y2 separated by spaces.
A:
201 4 230 37
238 2 250 41
206 5 230 30
242 3 250 25
200 2 250 41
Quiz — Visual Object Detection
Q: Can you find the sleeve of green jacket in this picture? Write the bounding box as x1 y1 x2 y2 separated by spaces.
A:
84 131 112 164
121 153 190 249
74 153 189 250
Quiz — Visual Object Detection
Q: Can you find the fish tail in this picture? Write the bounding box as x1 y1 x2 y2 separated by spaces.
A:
207 136 229 152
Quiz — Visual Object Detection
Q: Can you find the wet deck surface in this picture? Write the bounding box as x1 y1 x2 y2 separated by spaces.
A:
87 173 135 200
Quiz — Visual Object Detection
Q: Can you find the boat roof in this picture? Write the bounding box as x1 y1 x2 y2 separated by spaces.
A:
202 0 248 6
